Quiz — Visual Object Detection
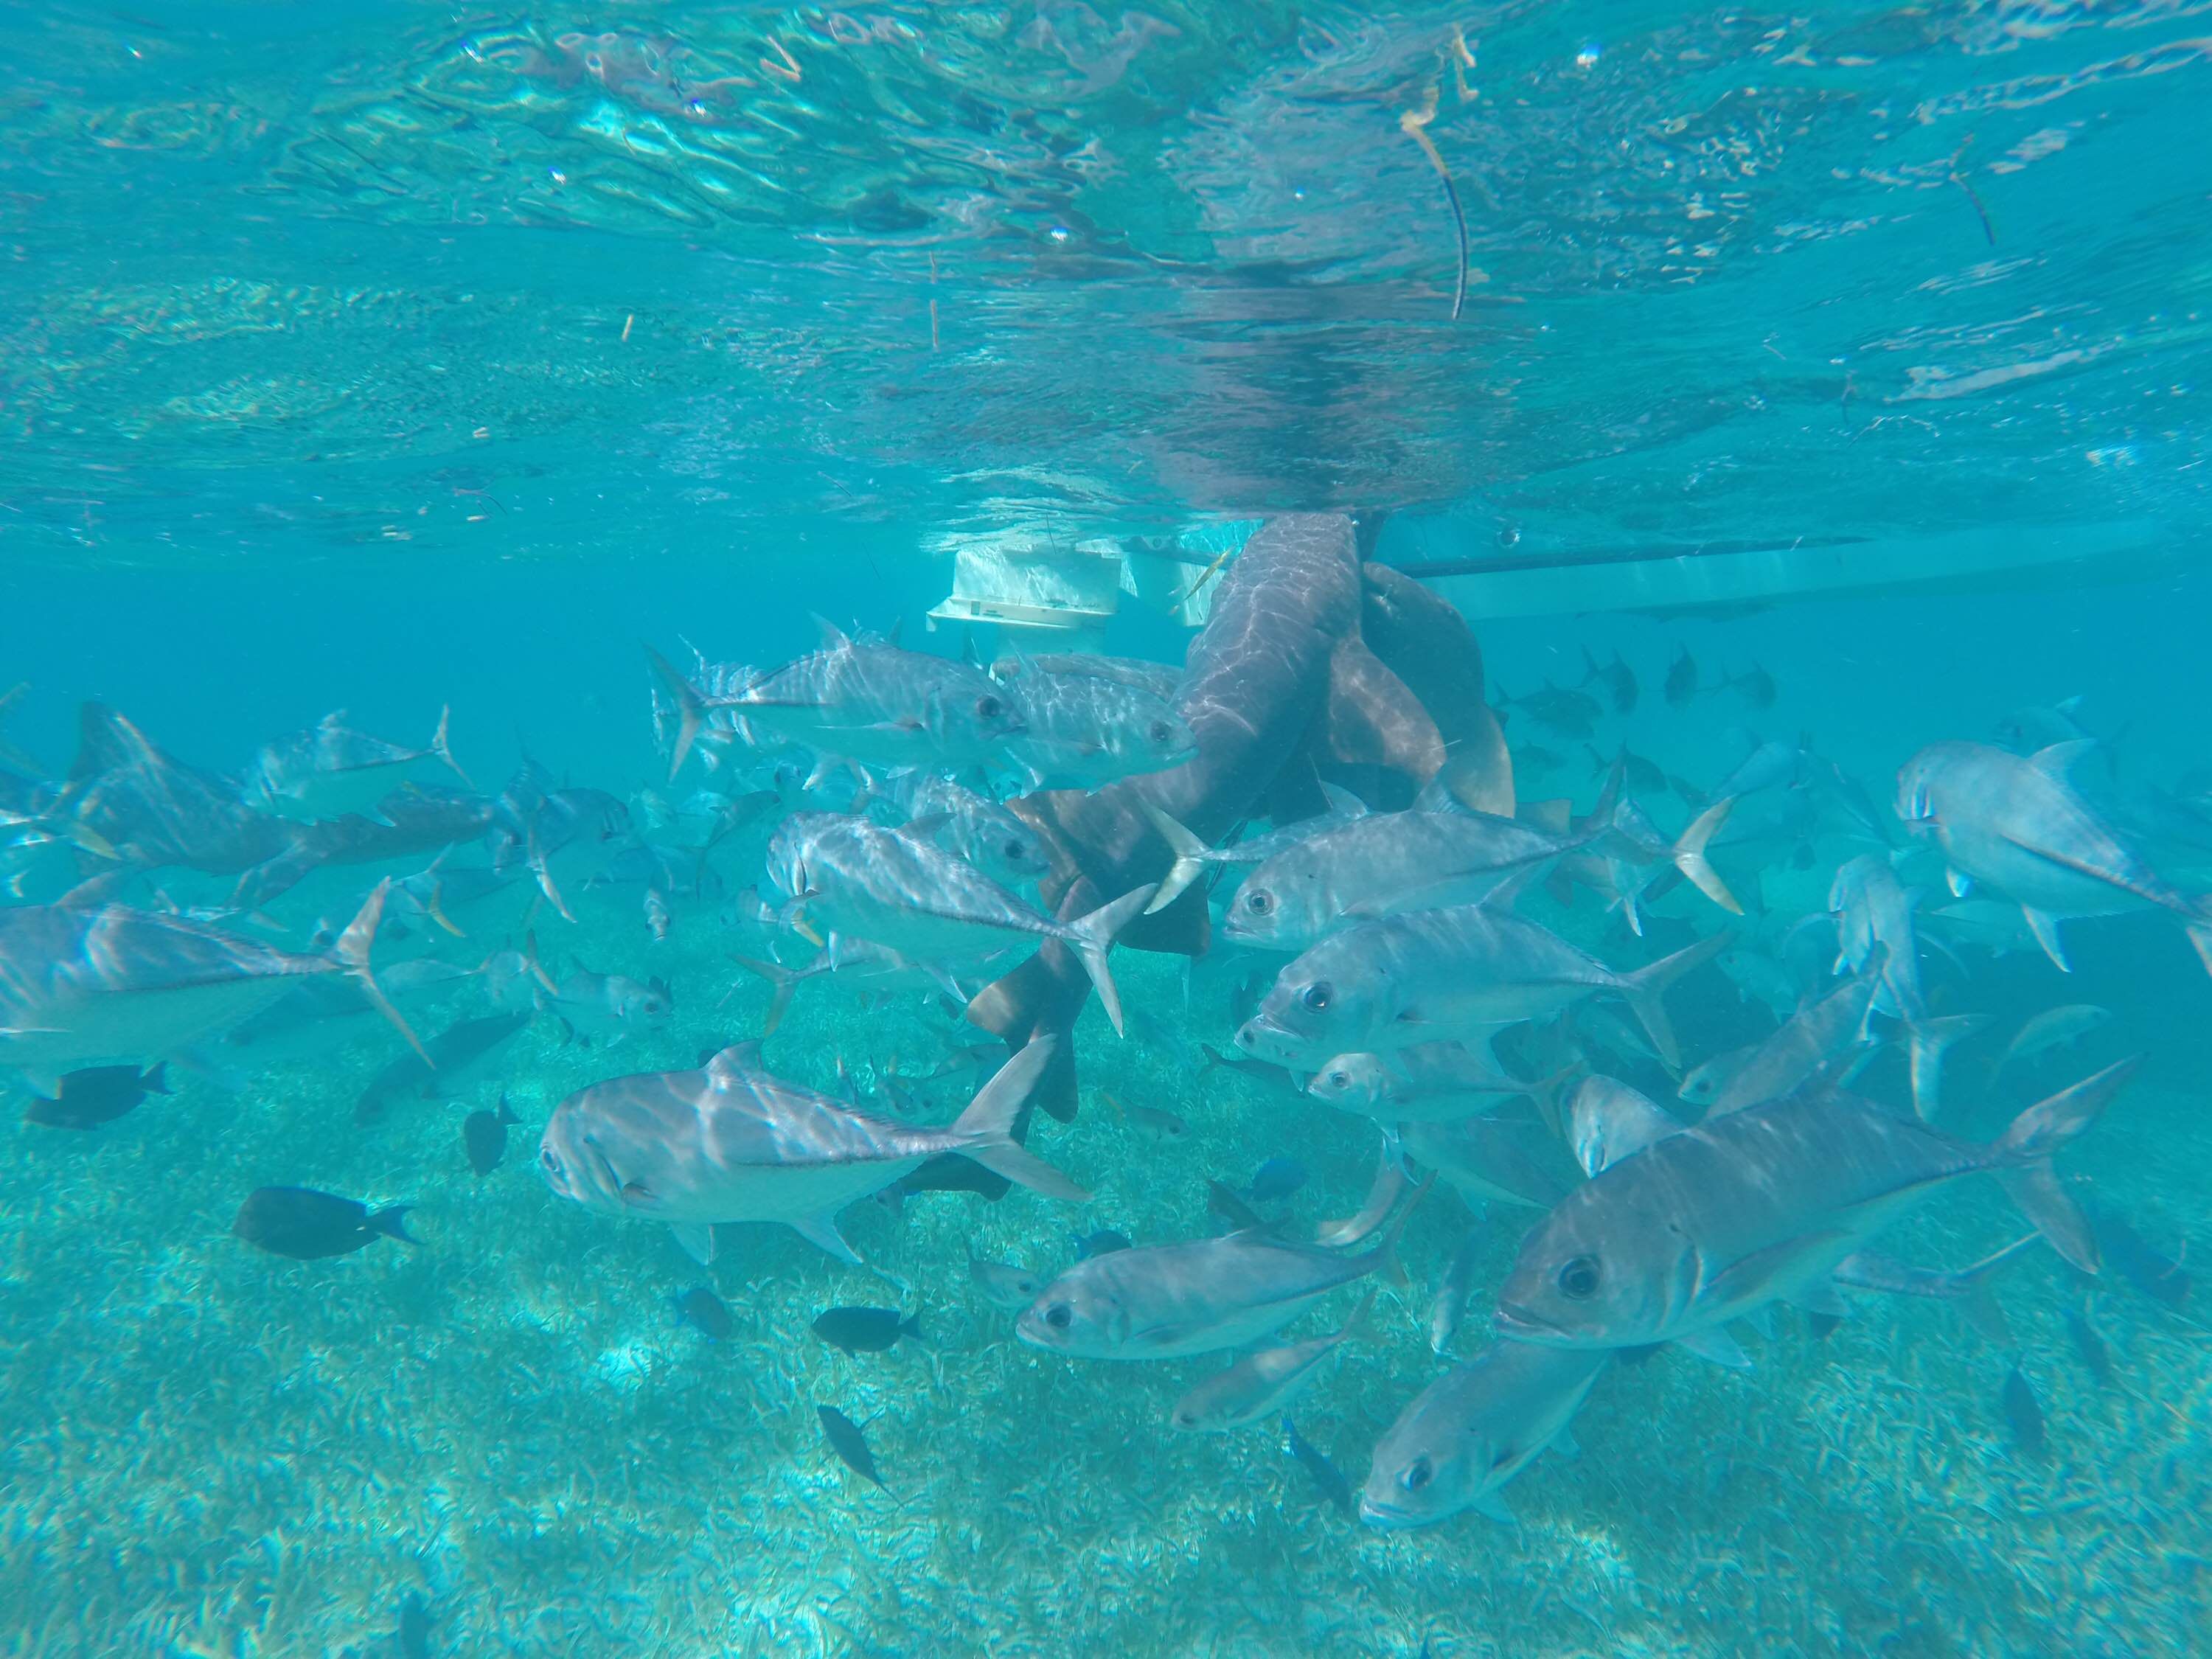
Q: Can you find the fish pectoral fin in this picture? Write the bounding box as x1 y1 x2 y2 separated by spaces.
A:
669 1222 715 1265
2021 908 2073 973
1672 1326 1755 1370
1742 1304 1777 1340
1788 1277 1850 1318
1696 1229 1853 1312
790 1211 862 1264
1548 1426 1580 1461
1472 1489 1517 1525
1947 867 1972 898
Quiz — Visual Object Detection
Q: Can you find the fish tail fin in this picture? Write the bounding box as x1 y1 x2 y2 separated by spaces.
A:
429 704 473 788
145 1061 170 1096
1140 804 1208 914
2188 917 2212 976
496 1093 519 1126
366 1203 415 1244
728 953 799 1034
521 928 557 993
424 880 465 939
331 879 431 1065
953 1035 1091 1202
1340 1286 1380 1345
526 830 577 924
1994 1057 2140 1273
1617 931 1730 1071
646 647 707 782
1905 1013 1989 1121
1062 884 1158 1037
1671 795 1742 914
902 1312 924 1343
1357 1171 1433 1286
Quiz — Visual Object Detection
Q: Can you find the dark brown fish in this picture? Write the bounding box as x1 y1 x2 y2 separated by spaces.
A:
817 1404 888 1491
1664 646 1699 707
812 1306 922 1354
675 1285 734 1341
462 1095 521 1176
2001 1363 2045 1455
23 1062 168 1130
232 1186 413 1259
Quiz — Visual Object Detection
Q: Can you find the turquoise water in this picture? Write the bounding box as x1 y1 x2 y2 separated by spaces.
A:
4 3 2211 1655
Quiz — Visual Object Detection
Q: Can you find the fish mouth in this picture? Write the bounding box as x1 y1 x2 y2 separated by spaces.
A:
1357 1497 1416 1532
1492 1301 1565 1340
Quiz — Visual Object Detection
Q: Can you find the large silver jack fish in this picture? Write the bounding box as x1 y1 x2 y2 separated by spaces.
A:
537 1034 1083 1265
0 880 423 1094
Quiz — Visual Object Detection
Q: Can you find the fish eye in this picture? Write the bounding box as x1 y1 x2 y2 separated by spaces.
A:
1148 720 1173 744
1173 1409 1197 1428
1043 1303 1072 1330
1558 1256 1601 1301
1301 981 1332 1012
1402 1455 1433 1492
976 695 1002 720
1004 838 1028 860
1327 1070 1349 1087
1246 891 1273 915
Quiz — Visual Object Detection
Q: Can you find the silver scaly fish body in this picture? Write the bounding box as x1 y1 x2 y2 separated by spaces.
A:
539 1036 1080 1263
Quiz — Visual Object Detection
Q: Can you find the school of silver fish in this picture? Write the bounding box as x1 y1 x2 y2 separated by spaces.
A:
3 510 2198 1531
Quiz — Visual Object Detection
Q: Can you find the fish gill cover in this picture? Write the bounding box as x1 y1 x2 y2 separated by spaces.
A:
1 2 2211 1658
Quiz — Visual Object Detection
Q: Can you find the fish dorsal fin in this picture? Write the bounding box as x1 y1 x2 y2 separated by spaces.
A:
810 614 854 652
318 709 349 734
2029 738 2098 778
886 617 904 647
1317 781 1368 819
669 1222 715 1265
704 1040 765 1082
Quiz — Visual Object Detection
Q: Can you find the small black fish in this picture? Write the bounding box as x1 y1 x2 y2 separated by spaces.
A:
2062 1307 2113 1388
232 1186 413 1260
675 1286 735 1342
812 1306 922 1354
1071 1228 1132 1259
2093 1209 2190 1308
1579 647 1638 715
2001 1364 2045 1455
462 1095 521 1176
1281 1416 1353 1516
396 1592 431 1659
1589 745 1666 795
1206 1180 1264 1231
1725 662 1777 711
1517 744 1563 774
23 1062 170 1130
1242 1157 1307 1203
1665 645 1699 707
817 1404 888 1491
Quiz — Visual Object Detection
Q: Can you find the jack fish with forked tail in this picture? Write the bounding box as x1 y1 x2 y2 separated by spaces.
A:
1896 739 2212 973
0 880 422 1096
537 1034 1083 1266
1493 1060 2138 1371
